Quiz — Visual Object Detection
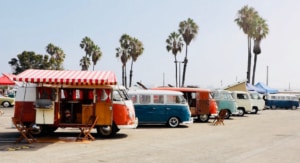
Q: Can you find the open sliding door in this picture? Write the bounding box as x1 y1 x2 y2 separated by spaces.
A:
95 88 113 125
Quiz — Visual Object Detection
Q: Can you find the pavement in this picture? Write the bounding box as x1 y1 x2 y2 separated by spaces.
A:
1 107 300 163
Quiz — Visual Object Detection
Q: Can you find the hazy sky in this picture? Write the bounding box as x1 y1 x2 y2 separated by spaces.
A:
1 0 299 90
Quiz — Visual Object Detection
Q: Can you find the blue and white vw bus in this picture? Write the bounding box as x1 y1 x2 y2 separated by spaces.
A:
128 89 193 127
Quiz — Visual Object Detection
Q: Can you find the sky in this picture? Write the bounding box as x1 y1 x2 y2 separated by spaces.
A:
1 0 300 91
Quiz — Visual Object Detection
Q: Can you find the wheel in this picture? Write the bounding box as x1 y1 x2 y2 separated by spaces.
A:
252 108 258 114
292 105 297 110
2 101 11 108
237 108 245 116
168 117 180 127
223 110 231 119
36 125 58 135
198 114 209 122
271 105 276 109
97 123 119 137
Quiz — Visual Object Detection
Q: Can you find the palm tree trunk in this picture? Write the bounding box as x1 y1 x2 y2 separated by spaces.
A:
181 45 188 87
247 36 252 83
129 60 134 88
122 66 125 86
252 54 258 85
124 64 127 88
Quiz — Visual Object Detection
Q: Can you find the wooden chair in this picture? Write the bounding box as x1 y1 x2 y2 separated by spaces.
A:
212 110 227 126
77 116 98 141
11 117 36 143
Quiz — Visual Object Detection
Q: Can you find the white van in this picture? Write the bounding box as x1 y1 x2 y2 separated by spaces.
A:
248 91 265 113
231 91 252 116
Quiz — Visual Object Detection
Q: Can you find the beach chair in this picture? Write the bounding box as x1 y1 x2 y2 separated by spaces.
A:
11 117 36 143
77 116 98 141
212 110 227 126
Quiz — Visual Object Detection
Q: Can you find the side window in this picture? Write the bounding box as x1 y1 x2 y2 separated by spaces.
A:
97 89 111 102
139 95 151 104
237 94 244 99
129 95 138 103
153 95 164 104
166 95 180 104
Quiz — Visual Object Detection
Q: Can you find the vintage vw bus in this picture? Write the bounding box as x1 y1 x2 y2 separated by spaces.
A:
12 69 138 138
152 87 218 122
211 90 238 119
128 89 193 127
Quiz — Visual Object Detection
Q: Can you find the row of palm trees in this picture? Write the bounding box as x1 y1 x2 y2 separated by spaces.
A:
9 6 268 89
235 5 269 85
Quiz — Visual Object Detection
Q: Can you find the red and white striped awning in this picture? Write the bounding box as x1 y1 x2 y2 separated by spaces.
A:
13 69 117 85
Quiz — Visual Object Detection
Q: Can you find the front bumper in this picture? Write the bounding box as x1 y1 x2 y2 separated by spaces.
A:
181 118 194 125
117 118 138 129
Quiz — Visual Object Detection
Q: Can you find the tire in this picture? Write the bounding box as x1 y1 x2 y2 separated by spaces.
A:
292 105 297 110
2 101 11 108
97 123 119 137
237 108 245 116
168 117 180 128
271 105 276 109
198 114 209 122
223 110 231 119
252 108 258 114
37 125 58 135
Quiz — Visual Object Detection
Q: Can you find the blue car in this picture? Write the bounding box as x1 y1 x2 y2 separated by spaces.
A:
128 89 193 127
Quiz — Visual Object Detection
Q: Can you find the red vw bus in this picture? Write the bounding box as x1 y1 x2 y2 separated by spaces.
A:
12 69 137 138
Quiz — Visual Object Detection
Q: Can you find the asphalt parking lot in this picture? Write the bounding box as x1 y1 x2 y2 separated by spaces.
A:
1 107 300 163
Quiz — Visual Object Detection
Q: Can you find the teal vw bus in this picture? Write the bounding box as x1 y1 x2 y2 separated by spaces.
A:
128 89 193 127
211 90 237 119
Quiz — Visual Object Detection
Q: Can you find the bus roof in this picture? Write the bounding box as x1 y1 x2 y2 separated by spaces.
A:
128 89 183 96
151 87 211 93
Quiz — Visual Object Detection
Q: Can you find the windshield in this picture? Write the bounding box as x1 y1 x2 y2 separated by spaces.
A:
212 91 233 100
113 89 129 101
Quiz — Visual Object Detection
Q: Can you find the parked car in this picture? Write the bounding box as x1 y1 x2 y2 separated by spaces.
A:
151 87 218 122
211 90 238 119
264 93 299 109
0 94 15 107
128 89 193 127
231 91 252 116
248 91 265 113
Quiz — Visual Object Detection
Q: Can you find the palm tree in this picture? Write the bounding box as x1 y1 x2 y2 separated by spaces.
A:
178 18 199 87
116 34 132 87
80 36 93 70
129 37 144 87
235 5 258 83
251 16 269 85
80 56 90 71
91 44 102 71
46 43 65 70
166 32 183 87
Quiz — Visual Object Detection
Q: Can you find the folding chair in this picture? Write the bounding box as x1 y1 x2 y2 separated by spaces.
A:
11 117 36 143
77 116 98 141
212 110 227 126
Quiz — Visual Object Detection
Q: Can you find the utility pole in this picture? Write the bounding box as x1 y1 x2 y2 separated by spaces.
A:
266 66 269 86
